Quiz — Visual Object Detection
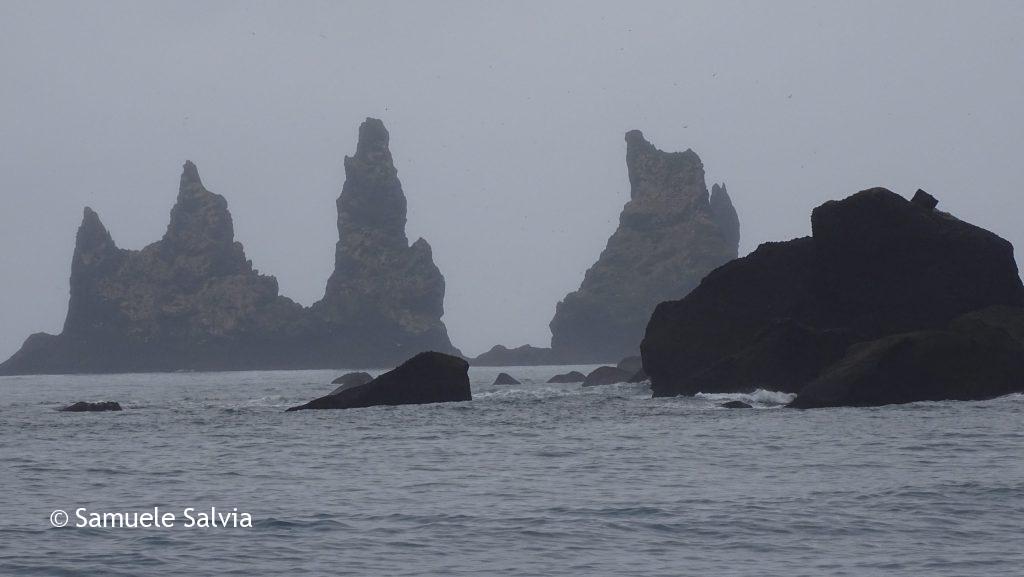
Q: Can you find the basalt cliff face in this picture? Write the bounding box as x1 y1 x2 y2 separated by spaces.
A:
548 130 740 363
0 118 457 374
642 188 1024 399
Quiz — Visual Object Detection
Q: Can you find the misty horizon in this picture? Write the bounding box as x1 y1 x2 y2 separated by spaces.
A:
3 1 1023 361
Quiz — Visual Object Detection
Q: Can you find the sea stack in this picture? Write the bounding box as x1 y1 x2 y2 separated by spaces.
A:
548 130 739 363
0 119 461 375
311 118 458 362
0 162 307 374
641 188 1024 401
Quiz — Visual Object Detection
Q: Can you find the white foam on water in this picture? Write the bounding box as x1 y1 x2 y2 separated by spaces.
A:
695 389 796 407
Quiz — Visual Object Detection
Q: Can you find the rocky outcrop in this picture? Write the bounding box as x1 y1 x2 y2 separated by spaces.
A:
547 371 586 384
0 118 459 374
492 372 520 385
0 162 310 374
790 307 1024 408
60 401 122 412
311 118 458 364
642 188 1024 397
720 401 752 409
549 131 739 363
582 365 633 387
286 352 470 411
471 345 560 366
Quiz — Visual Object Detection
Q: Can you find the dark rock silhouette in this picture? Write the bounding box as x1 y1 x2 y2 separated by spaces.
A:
492 372 521 385
286 352 470 411
311 118 458 363
550 130 739 363
790 307 1024 408
61 401 122 412
582 365 633 387
0 163 309 374
471 345 559 366
720 401 752 409
642 188 1024 397
547 371 586 384
0 119 458 374
329 372 374 395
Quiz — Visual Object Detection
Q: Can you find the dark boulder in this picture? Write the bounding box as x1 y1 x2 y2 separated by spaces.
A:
547 371 586 384
720 401 752 409
61 401 122 412
287 352 470 411
642 188 1024 397
549 131 740 363
791 307 1024 408
582 366 633 387
492 372 521 385
329 371 374 395
471 345 560 366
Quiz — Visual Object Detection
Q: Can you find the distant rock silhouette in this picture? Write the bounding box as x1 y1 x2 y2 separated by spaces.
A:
643 188 1024 398
0 119 458 375
312 118 458 363
720 401 752 409
547 371 586 384
492 372 521 385
550 130 739 363
287 352 470 411
471 345 560 366
582 365 633 387
61 401 122 412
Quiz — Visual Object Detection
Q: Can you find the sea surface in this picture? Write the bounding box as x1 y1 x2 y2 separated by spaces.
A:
0 366 1022 576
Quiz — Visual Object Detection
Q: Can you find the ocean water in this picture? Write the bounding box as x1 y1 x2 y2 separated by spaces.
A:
1 366 1022 576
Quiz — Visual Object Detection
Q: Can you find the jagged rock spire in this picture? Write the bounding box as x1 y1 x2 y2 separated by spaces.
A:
710 183 740 250
160 161 247 278
316 118 456 358
625 130 706 204
337 118 408 246
549 130 741 362
65 207 126 334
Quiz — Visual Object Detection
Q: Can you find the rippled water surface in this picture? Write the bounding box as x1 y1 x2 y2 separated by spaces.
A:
1 367 1022 576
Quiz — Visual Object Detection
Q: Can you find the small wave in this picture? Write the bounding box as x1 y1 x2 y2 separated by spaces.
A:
695 388 796 406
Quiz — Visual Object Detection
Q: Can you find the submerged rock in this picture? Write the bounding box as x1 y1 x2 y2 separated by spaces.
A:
720 401 752 409
329 372 374 395
287 352 470 411
582 366 633 387
471 345 560 366
547 371 586 384
549 131 740 363
492 372 521 385
61 401 122 412
790 307 1024 408
642 188 1024 397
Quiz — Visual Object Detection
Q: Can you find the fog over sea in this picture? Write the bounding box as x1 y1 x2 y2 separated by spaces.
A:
1 367 1022 576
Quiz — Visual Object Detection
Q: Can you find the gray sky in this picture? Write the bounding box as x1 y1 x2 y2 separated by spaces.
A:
1 0 1022 360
